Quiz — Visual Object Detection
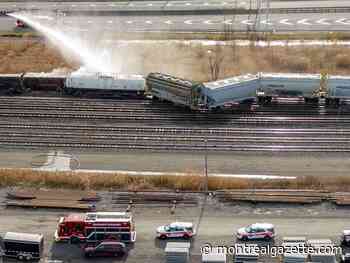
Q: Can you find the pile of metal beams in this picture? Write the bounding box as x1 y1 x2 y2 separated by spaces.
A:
215 190 328 204
6 189 100 210
112 191 198 206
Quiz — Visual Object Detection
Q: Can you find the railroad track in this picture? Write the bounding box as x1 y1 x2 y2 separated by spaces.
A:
1 96 350 152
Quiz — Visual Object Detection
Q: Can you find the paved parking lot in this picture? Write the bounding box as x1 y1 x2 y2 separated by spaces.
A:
0 189 349 262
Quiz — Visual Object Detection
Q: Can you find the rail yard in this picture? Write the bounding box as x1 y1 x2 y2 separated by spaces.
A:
2 0 350 263
0 95 350 152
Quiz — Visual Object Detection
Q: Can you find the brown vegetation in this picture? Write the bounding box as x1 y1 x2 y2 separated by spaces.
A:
0 39 76 73
1 169 350 192
1 37 350 82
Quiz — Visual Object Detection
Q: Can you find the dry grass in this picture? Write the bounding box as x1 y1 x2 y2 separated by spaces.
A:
0 39 77 73
1 169 350 192
1 37 350 81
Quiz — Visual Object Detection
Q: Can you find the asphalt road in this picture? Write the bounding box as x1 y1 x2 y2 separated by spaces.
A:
0 150 350 177
1 1 350 13
2 12 350 32
0 188 349 263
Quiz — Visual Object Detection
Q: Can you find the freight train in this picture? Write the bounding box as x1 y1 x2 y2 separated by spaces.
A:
1 71 350 110
0 71 146 98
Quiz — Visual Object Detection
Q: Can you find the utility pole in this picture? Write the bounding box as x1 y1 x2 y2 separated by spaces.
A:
204 138 208 192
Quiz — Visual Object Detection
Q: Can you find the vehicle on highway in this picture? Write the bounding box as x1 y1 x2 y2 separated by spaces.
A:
236 223 275 241
84 240 126 258
342 230 350 246
156 222 195 239
55 212 136 243
15 19 28 28
1 232 44 261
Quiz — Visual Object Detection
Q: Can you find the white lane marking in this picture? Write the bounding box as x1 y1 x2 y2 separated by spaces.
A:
12 4 16 7
147 3 153 6
71 4 76 7
129 3 134 6
164 20 173 24
223 19 233 25
204 20 213 25
107 20 113 24
109 4 116 7
260 20 272 25
185 2 192 5
336 18 350 25
89 4 96 7
241 19 254 25
297 19 312 25
167 2 173 6
184 20 193 24
222 2 227 5
145 20 152 24
73 169 296 180
126 21 133 24
279 19 293 25
87 21 92 24
317 18 331 25
203 2 209 5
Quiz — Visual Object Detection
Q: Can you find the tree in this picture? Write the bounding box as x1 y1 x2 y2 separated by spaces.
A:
207 45 224 81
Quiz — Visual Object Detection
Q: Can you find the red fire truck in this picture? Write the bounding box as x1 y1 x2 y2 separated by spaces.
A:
54 212 136 244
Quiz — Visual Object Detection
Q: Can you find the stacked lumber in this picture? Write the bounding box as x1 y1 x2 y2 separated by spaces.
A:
6 188 100 210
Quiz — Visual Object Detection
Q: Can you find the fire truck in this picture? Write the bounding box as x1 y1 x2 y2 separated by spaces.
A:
54 212 136 244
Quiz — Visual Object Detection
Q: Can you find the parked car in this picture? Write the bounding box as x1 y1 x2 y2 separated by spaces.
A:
84 240 126 258
156 222 195 239
1 232 44 261
236 223 275 241
342 230 350 246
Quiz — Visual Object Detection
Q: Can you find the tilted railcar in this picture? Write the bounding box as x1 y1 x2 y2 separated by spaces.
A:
203 74 259 110
146 72 203 110
326 75 350 105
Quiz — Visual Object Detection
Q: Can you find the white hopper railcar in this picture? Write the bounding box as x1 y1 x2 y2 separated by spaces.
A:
203 74 259 110
326 75 350 105
258 73 321 103
64 72 145 97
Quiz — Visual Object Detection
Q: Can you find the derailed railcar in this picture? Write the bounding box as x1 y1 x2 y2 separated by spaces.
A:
258 73 321 103
203 74 259 110
326 75 350 105
146 72 203 110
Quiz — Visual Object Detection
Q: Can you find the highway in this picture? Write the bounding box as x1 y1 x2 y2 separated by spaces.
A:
2 12 350 32
0 0 350 12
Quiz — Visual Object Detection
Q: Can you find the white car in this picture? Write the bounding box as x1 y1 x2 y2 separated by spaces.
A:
236 223 275 241
341 230 350 246
156 222 195 239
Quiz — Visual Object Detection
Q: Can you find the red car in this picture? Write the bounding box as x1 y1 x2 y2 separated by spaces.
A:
84 241 126 258
16 20 28 28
